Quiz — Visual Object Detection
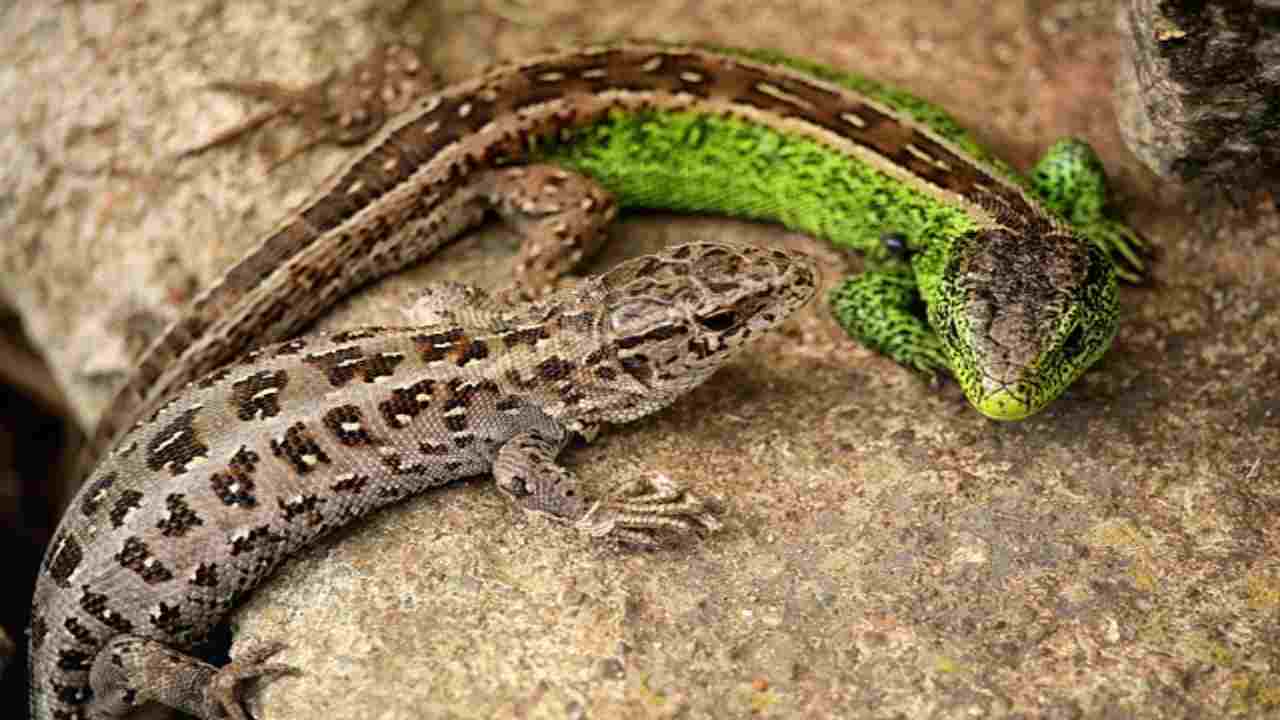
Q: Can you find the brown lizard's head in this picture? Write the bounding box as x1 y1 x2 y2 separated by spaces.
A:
581 242 817 424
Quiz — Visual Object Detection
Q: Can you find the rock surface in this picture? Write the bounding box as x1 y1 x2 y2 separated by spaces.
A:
1114 0 1280 196
3 1 1278 718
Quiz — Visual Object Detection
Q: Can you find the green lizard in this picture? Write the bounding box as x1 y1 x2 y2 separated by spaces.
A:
529 44 1147 420
89 40 1148 473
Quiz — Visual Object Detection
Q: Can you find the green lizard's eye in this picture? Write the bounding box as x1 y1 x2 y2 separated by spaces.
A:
697 311 738 332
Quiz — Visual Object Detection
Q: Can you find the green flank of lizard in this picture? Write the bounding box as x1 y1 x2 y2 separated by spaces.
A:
530 43 1146 420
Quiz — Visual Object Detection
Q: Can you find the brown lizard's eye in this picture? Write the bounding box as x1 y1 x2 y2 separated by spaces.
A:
697 311 738 332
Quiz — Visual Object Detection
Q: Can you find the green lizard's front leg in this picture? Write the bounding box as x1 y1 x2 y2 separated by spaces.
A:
828 264 950 379
1030 139 1148 283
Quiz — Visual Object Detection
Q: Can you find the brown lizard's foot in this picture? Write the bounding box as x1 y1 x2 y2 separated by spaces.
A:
206 643 297 720
495 431 720 547
180 43 430 168
575 474 722 546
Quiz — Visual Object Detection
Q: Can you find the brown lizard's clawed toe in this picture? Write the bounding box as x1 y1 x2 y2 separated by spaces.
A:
206 643 297 720
575 475 723 546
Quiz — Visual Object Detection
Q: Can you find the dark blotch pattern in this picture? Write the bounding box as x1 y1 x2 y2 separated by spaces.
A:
303 345 405 386
150 601 193 639
56 648 93 672
379 379 436 428
454 338 491 366
274 338 309 356
537 356 576 382
156 493 203 537
109 489 144 529
210 446 261 508
229 369 290 421
414 328 466 363
331 473 371 494
270 422 332 475
30 614 48 650
79 586 133 633
323 404 374 445
80 471 118 518
279 494 326 524
45 533 83 589
63 617 96 646
502 325 550 349
191 562 219 587
116 537 174 584
229 525 284 557
145 407 208 477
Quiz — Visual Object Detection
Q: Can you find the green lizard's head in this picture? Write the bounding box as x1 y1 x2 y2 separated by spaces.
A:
930 226 1118 420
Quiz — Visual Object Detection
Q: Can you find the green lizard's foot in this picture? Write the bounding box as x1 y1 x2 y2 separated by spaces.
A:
1030 138 1150 283
828 267 950 380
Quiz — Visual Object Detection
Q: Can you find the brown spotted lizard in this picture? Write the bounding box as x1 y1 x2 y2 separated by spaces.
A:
31 241 817 719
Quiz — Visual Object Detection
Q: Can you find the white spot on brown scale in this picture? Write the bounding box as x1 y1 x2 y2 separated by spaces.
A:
840 112 867 129
538 71 566 83
458 102 473 118
679 71 706 83
580 68 608 79
753 82 815 111
341 422 362 433
302 454 319 467
640 56 664 73
395 414 412 426
347 180 366 196
383 156 399 172
152 430 187 456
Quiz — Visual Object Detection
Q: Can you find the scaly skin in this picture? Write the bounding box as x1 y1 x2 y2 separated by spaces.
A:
83 41 1150 476
532 45 1145 419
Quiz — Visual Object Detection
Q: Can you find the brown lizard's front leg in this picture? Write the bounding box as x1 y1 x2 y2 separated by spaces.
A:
493 429 720 546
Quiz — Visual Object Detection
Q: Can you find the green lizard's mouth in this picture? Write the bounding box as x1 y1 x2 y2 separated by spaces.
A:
971 386 1037 421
